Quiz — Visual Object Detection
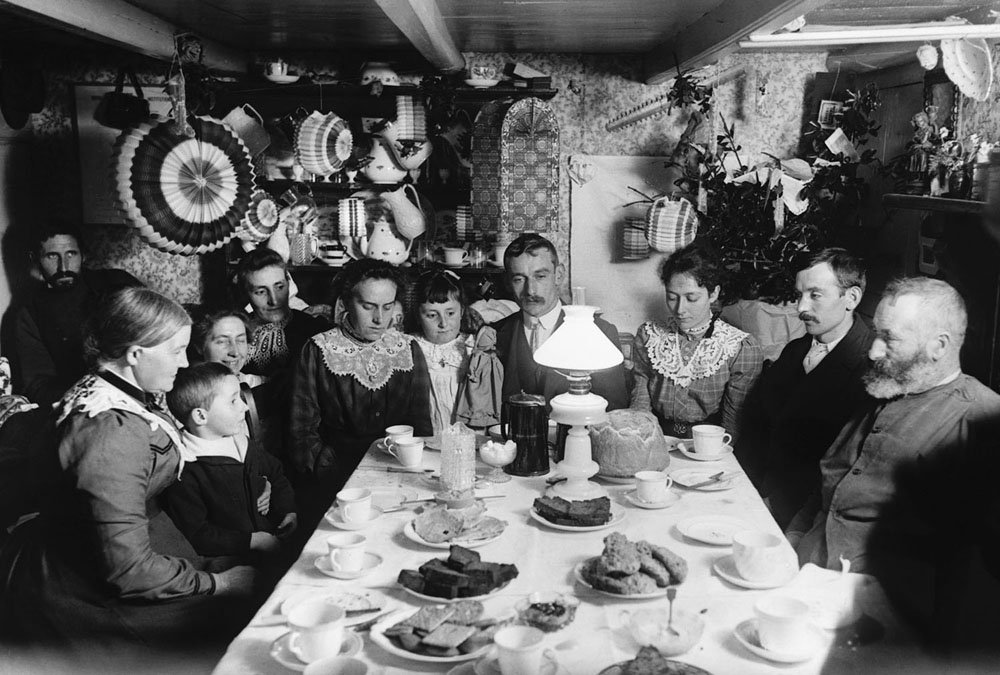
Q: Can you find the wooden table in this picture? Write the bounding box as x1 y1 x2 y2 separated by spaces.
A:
213 442 917 674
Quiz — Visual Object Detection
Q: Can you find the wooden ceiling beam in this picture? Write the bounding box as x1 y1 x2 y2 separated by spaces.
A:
643 0 826 85
373 0 465 73
0 0 247 72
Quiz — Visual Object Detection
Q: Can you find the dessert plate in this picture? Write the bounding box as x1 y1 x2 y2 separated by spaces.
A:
371 487 419 512
403 519 505 549
314 552 384 579
573 560 667 599
529 504 625 532
270 631 362 671
734 618 823 664
472 652 563 675
671 469 736 491
624 490 680 510
325 505 384 530
676 515 749 546
712 555 797 590
371 608 491 664
676 442 734 462
399 579 512 604
597 659 710 675
280 589 392 627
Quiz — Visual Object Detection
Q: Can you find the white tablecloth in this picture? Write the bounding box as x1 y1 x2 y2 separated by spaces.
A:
213 444 916 674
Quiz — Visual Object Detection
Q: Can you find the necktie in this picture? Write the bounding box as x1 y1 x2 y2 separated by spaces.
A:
802 341 829 374
526 316 542 353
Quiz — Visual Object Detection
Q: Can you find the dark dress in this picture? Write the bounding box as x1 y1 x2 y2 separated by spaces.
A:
0 372 252 649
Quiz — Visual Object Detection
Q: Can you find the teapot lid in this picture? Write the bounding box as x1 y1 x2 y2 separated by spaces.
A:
508 392 546 406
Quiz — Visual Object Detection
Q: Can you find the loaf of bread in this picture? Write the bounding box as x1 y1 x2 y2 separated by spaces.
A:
590 409 670 478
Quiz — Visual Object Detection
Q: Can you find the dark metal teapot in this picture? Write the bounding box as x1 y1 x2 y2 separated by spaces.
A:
501 392 549 476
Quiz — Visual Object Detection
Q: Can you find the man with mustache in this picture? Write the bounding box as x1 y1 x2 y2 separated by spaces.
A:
789 278 1000 645
494 233 628 411
10 223 139 407
745 248 873 528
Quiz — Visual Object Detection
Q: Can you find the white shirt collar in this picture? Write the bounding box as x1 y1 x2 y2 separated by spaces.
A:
181 429 248 463
533 301 563 331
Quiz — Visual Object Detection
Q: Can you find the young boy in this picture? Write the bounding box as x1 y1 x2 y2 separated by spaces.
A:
164 362 297 559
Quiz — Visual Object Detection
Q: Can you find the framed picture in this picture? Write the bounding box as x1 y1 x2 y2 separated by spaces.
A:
72 84 173 224
817 99 844 129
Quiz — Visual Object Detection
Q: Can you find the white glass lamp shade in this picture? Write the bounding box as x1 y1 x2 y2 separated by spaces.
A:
533 306 624 372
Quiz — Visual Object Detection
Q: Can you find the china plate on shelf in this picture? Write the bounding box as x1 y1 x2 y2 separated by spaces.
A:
398 578 512 604
314 552 384 579
676 442 734 462
444 261 471 268
270 631 362 671
597 658 711 675
402 519 506 549
324 505 384 530
733 618 824 664
676 515 749 546
464 78 501 89
529 505 625 532
371 608 492 664
279 589 393 627
573 559 667 600
712 555 798 590
264 73 302 84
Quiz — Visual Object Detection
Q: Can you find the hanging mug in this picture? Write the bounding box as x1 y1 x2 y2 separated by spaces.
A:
289 232 320 265
222 104 271 157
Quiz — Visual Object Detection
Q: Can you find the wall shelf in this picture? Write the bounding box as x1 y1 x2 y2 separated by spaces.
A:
882 193 986 215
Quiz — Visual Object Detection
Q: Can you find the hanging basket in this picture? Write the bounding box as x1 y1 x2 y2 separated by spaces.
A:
645 195 698 253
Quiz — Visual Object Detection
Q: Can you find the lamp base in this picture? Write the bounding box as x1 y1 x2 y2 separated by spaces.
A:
545 390 609 501
546 475 607 500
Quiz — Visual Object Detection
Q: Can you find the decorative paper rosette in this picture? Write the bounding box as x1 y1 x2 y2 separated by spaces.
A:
114 116 255 254
294 110 353 176
941 37 993 102
236 189 279 243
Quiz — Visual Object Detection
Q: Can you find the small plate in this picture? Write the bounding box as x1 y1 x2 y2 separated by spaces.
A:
712 555 797 589
676 442 734 462
573 559 668 599
464 78 501 89
371 487 419 512
624 490 680 510
443 261 470 268
270 631 362 671
325 505 384 530
280 589 392 627
402 519 506 549
529 504 625 532
676 515 749 546
371 608 491 664
314 552 384 579
473 652 561 675
595 474 636 485
597 658 711 675
399 578 512 603
733 618 823 664
265 73 302 84
671 469 736 491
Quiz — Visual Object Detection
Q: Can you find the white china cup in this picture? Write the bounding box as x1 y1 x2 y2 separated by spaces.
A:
287 598 346 663
388 437 424 468
754 596 812 654
266 59 289 77
327 533 367 572
336 488 372 524
442 247 469 266
691 424 732 455
303 656 368 675
383 424 414 448
733 530 794 582
493 625 552 675
633 470 674 503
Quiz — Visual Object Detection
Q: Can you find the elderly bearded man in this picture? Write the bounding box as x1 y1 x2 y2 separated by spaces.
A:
789 277 1000 646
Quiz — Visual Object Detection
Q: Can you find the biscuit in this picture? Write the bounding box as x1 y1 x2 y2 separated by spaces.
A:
644 541 688 584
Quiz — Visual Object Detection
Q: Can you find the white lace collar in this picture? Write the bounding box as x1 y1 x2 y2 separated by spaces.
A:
414 334 473 369
642 319 749 388
313 327 415 391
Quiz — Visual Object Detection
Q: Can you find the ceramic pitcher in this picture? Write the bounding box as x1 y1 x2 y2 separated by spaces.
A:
382 184 426 240
361 137 409 184
363 217 411 265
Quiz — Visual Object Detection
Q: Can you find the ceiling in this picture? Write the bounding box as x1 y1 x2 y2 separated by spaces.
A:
1 0 998 83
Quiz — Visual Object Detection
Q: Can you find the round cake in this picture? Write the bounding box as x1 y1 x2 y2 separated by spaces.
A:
589 409 670 478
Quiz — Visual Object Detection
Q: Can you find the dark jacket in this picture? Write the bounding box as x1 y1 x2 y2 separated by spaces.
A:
748 316 874 527
493 309 629 411
163 437 296 557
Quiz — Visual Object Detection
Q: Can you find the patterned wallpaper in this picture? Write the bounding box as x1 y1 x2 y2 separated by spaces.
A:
16 45 825 303
956 45 1000 145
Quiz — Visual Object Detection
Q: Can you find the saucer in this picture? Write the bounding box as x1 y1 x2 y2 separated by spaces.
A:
270 630 362 671
486 259 504 268
713 554 797 589
671 469 736 491
676 514 749 546
265 73 302 84
443 260 470 268
464 78 501 89
676 442 734 462
314 552 384 579
324 505 384 530
472 651 560 675
625 489 680 510
734 618 823 664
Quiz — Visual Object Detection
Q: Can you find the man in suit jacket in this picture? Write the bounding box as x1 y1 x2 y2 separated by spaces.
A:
493 234 628 410
747 248 874 528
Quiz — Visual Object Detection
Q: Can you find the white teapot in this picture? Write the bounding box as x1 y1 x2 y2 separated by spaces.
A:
362 216 411 265
361 136 409 184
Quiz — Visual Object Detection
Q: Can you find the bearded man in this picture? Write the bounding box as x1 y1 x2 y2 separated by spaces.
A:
10 223 140 407
789 277 1000 646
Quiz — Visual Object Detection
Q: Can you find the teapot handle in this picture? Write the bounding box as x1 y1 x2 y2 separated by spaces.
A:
242 104 264 125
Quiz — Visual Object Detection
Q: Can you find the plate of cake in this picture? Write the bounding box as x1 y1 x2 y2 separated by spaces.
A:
404 503 507 548
574 532 687 599
397 545 518 602
371 601 505 664
530 496 623 531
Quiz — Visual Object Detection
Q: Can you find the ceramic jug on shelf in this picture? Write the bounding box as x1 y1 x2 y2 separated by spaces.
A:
383 184 426 240
362 217 411 265
361 136 409 184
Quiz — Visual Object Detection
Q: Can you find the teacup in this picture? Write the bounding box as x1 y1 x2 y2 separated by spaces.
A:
493 625 552 675
336 488 372 524
633 470 674 504
327 533 367 573
691 424 732 455
733 530 794 582
754 596 812 654
287 598 346 663
303 656 367 675
383 424 414 448
442 247 469 266
388 437 424 469
266 59 289 77
471 64 499 81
